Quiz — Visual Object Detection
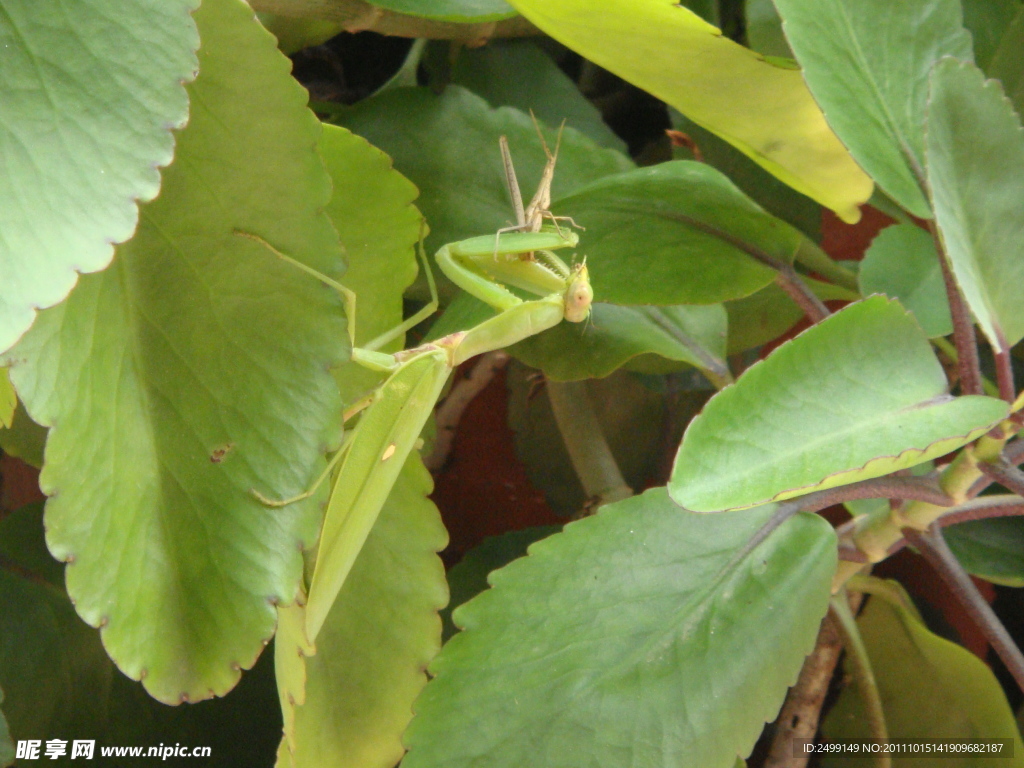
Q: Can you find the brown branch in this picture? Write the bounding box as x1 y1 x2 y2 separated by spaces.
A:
764 611 845 768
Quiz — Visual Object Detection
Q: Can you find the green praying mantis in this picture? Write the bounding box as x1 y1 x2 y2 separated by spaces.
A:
242 125 591 644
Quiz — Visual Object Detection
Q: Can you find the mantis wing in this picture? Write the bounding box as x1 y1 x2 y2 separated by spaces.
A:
305 349 451 642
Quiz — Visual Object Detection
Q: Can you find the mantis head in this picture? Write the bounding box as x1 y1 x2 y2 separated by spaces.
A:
563 260 593 323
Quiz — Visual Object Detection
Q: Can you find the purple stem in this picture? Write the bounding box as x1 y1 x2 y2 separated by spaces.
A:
930 220 982 396
903 524 1024 694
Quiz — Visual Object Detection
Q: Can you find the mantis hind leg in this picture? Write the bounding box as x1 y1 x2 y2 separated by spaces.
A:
235 224 439 355
253 427 357 507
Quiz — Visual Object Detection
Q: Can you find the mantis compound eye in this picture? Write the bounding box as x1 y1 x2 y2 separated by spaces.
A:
563 263 593 323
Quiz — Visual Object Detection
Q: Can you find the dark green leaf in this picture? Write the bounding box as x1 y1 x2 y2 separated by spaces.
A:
0 504 62 588
745 0 792 57
0 404 46 470
946 516 1024 588
0 688 11 768
450 40 626 152
0 0 199 353
859 223 952 338
405 489 837 768
962 0 1022 70
554 161 806 305
927 59 1024 351
2 0 348 703
773 0 972 218
989 8 1024 115
671 297 1008 511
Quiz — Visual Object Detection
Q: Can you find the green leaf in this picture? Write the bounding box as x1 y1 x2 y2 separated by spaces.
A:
669 108 822 241
441 526 560 642
514 302 728 381
367 0 515 22
278 456 447 768
773 0 972 219
990 8 1024 115
0 504 63 588
553 161 805 305
0 403 46 469
946 517 1024 588
745 0 792 58
0 573 113 746
823 582 1024 768
257 13 344 54
318 123 422 404
507 367 666 515
725 277 858 355
670 297 1008 512
333 86 633 263
928 59 1024 352
429 292 728 381
2 0 348 704
449 40 627 153
505 0 872 222
859 224 952 338
0 0 199 353
0 370 14 429
0 687 12 768
404 489 837 768
962 0 1022 70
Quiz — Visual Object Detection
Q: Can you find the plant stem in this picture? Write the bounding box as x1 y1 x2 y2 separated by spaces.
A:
979 459 1024 498
251 0 536 39
792 475 952 513
929 220 982 396
830 592 891 768
764 612 845 768
792 239 859 292
774 267 829 324
834 426 1015 591
837 495 1024 561
932 337 1000 398
903 524 1024 694
546 380 633 513
995 348 1016 404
